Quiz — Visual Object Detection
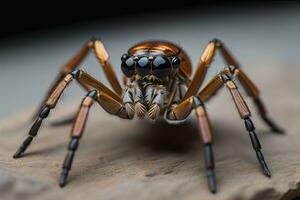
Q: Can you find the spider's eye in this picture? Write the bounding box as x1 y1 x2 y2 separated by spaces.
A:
121 53 130 61
137 57 151 77
171 57 180 69
121 57 135 77
152 56 172 78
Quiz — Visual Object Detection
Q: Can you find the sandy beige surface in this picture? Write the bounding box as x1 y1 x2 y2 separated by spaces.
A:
0 62 299 200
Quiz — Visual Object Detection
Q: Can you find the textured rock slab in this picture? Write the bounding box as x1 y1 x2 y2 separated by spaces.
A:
0 63 300 200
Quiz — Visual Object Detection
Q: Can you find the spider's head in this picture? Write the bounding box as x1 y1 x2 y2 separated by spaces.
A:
120 53 180 80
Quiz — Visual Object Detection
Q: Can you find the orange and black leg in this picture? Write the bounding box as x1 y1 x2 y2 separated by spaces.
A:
14 69 123 159
166 96 217 193
228 66 284 133
214 40 284 133
59 90 97 187
185 38 283 133
13 72 74 158
194 98 217 193
33 38 122 119
220 74 271 177
198 73 271 177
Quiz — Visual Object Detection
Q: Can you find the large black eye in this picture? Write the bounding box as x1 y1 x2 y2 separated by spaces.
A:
137 57 151 76
152 56 172 78
121 57 135 77
121 53 130 62
171 57 180 69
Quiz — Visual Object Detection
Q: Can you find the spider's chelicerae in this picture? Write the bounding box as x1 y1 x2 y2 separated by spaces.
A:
13 39 284 193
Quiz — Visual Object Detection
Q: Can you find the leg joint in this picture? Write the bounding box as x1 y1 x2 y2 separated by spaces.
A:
68 138 79 151
210 38 223 47
228 65 238 74
192 96 204 109
86 90 98 100
70 69 81 79
220 74 231 83
244 117 255 131
39 106 51 118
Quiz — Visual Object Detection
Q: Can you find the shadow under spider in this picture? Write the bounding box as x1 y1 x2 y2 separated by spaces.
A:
129 119 200 154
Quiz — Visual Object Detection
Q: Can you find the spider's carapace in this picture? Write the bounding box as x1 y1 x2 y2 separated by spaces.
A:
128 40 192 77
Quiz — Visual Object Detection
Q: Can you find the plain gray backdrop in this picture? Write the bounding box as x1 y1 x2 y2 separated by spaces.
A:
0 3 299 118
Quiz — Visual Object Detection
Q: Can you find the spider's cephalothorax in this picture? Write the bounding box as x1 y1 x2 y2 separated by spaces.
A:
13 39 284 193
120 41 192 120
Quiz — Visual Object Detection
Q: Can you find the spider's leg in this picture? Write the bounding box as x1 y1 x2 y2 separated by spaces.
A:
220 74 271 177
59 86 131 187
33 40 92 119
13 72 75 158
183 40 217 99
14 69 122 158
183 38 283 133
59 90 97 187
194 97 217 193
166 97 217 193
234 67 284 133
197 73 271 177
213 39 284 133
33 38 122 119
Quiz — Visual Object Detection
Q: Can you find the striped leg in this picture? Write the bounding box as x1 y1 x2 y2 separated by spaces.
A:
220 74 271 177
13 73 74 158
33 38 122 119
183 38 283 133
59 90 97 187
194 97 217 193
166 97 217 193
14 69 123 159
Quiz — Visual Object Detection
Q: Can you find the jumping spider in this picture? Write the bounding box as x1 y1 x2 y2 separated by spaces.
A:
13 39 284 193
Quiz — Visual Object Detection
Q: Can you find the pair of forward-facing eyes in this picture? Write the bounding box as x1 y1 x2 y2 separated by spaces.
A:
121 54 181 78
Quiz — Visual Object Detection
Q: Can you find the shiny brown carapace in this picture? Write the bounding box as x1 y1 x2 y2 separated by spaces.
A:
13 39 284 193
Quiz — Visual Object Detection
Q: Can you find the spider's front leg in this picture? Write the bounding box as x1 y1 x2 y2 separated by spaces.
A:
166 97 217 193
214 40 284 133
33 38 122 119
59 89 97 187
198 73 271 177
184 39 283 133
13 69 125 158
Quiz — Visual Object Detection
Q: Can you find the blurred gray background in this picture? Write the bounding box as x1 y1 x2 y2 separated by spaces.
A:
0 2 299 118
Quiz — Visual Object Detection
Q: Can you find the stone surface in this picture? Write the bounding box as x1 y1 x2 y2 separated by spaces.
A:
0 62 300 200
